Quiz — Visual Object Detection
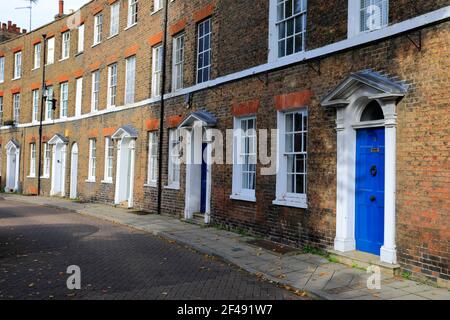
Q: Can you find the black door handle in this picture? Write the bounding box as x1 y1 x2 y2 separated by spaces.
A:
370 196 376 202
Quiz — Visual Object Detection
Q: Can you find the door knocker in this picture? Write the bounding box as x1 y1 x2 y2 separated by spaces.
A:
370 165 377 177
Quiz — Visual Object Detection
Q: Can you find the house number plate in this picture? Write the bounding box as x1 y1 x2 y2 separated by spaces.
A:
371 148 380 153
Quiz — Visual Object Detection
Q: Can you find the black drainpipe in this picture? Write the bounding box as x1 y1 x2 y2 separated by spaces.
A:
37 34 47 196
157 0 170 214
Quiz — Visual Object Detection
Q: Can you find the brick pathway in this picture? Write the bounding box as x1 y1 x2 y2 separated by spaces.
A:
2 194 449 300
0 198 302 300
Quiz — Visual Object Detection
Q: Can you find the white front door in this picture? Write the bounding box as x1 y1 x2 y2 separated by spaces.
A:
6 144 19 192
51 143 67 196
70 143 78 199
114 138 135 208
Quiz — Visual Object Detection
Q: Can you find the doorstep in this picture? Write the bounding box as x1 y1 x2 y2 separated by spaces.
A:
328 249 401 276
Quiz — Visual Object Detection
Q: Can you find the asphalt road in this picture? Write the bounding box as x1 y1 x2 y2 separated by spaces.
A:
0 198 302 300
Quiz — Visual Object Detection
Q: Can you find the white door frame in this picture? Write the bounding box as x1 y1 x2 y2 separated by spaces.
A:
48 135 68 197
112 127 137 208
70 143 78 199
5 140 20 192
321 71 407 265
334 91 399 264
182 122 212 224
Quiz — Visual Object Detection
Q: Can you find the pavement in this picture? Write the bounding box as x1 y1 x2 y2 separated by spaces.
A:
2 194 449 300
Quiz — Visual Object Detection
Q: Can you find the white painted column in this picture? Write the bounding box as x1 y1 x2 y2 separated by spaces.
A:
14 147 20 192
128 140 136 208
114 139 122 204
334 108 356 252
380 101 398 264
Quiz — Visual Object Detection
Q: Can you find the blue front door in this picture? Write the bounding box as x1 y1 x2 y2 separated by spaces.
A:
355 128 385 255
200 143 208 214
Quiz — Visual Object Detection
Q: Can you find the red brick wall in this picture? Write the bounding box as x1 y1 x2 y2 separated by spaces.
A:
0 0 448 286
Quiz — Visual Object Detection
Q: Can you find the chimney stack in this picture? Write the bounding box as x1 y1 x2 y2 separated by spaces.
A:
59 0 64 16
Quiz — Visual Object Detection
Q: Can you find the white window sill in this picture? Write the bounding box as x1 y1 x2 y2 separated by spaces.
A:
144 182 157 188
41 175 50 179
101 179 113 184
124 23 137 31
272 198 307 209
164 183 180 190
85 179 96 183
12 77 21 81
59 57 69 62
32 67 40 71
107 33 119 40
230 194 256 203
151 8 163 15
92 42 101 48
75 51 84 56
45 63 54 66
27 175 36 179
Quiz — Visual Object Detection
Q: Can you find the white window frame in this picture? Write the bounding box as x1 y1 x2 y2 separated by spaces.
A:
75 77 83 117
91 70 100 112
61 31 71 60
231 116 257 202
147 131 158 186
33 43 41 69
47 37 55 65
13 51 22 79
110 2 120 36
167 129 180 188
125 56 136 104
93 14 103 45
153 0 163 13
0 56 4 83
88 138 97 181
60 82 69 118
103 137 114 182
273 108 308 208
196 18 212 84
107 63 118 108
43 143 51 178
127 0 138 27
77 24 85 53
348 0 389 38
45 86 53 120
32 89 39 123
269 0 307 62
172 33 185 92
13 93 20 123
29 143 36 177
151 45 163 97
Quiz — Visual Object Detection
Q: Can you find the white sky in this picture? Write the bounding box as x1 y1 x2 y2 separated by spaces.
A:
0 0 91 32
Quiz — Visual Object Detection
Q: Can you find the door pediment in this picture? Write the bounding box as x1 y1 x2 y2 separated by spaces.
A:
5 140 20 151
112 125 139 140
48 134 69 145
321 70 408 108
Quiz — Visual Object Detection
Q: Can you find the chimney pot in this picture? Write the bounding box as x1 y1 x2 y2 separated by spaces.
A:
8 21 12 28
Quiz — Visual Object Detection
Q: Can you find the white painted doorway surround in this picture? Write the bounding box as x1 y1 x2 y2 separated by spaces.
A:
112 126 138 208
48 134 68 197
178 111 217 224
5 140 20 192
321 70 408 265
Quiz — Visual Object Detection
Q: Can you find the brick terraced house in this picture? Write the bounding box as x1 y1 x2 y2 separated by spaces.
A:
0 0 448 287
